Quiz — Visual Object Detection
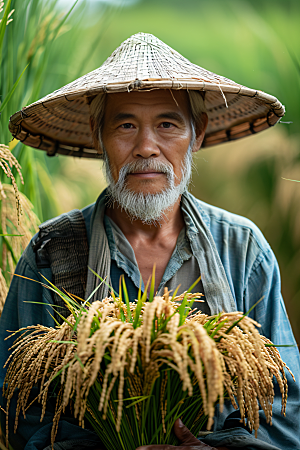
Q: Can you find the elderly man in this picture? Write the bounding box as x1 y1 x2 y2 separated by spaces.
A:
0 33 299 450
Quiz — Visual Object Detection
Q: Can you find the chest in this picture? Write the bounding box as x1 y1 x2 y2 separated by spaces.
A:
130 237 178 292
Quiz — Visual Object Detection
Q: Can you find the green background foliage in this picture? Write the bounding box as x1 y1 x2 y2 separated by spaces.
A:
0 0 299 342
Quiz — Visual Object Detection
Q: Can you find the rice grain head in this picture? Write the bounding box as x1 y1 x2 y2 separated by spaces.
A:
2 293 293 447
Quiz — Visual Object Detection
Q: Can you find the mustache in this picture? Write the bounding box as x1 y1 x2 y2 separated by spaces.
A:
117 159 175 183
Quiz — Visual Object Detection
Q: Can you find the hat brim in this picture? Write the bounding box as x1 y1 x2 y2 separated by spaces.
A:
8 79 284 159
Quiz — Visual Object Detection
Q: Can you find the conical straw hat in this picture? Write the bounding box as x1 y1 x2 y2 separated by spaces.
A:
9 32 285 159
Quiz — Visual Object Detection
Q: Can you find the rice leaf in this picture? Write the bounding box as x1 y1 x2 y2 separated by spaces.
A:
0 64 28 112
171 284 181 301
148 265 156 302
88 266 118 296
23 301 64 308
281 177 300 183
74 353 85 369
178 276 202 325
46 310 60 327
133 277 143 329
125 396 150 408
209 319 229 338
142 277 151 303
222 296 264 338
265 344 296 347
49 359 74 383
0 0 12 62
121 275 132 323
53 309 74 329
0 234 23 237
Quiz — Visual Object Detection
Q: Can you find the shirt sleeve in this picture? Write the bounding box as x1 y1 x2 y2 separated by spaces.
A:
0 241 102 450
200 245 300 450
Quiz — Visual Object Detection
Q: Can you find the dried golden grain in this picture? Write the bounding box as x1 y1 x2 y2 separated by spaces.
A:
3 297 293 446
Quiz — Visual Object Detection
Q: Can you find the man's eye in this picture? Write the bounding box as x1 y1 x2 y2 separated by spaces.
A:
120 123 133 129
161 122 173 129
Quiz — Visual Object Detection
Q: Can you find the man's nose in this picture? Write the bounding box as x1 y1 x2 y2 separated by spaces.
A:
132 128 160 158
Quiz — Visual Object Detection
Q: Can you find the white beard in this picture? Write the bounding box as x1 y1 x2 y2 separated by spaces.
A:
102 147 193 224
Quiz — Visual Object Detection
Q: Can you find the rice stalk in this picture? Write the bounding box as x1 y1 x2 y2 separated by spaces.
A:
0 268 7 316
0 144 23 219
3 286 293 450
0 144 39 315
0 183 39 285
0 1 14 26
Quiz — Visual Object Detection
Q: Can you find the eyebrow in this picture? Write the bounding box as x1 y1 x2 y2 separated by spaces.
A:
111 113 135 124
111 111 186 125
156 112 185 125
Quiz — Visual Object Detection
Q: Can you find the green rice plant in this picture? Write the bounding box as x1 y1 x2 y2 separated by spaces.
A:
0 0 113 290
3 276 293 450
0 0 121 223
0 0 79 221
0 3 40 296
0 183 39 287
0 146 39 313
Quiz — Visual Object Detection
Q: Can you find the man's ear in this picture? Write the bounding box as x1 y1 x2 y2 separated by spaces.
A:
191 113 208 153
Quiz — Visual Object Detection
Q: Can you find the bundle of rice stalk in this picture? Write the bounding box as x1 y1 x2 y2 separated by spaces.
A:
3 276 294 450
0 144 23 221
0 183 40 289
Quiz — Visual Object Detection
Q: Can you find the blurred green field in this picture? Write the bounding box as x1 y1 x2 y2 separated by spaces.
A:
0 0 300 342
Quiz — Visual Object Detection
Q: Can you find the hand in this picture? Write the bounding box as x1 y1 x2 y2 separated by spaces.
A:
136 418 230 449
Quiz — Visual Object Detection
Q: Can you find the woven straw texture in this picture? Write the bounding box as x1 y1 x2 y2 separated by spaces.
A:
9 32 285 159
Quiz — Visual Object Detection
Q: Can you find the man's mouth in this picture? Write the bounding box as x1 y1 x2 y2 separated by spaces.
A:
128 171 165 178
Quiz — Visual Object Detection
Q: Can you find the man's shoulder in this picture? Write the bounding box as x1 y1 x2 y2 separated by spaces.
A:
39 202 95 230
189 193 271 254
22 202 96 269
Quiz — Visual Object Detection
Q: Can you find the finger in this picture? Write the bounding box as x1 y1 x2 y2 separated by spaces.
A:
173 419 200 446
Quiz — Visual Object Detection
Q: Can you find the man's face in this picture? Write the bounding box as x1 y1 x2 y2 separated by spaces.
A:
102 90 197 196
101 89 206 223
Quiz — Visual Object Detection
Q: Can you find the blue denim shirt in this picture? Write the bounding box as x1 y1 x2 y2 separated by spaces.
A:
0 192 299 450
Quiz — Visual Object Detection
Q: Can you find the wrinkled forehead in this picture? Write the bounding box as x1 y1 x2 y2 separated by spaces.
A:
103 90 192 121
